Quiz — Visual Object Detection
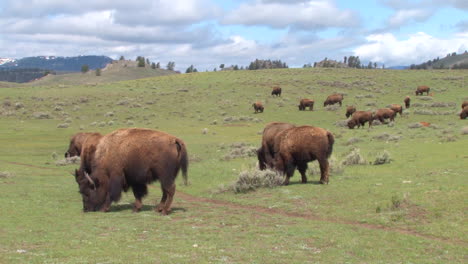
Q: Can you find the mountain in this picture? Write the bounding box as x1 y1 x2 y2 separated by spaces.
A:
0 55 113 72
387 66 409 70
409 52 468 69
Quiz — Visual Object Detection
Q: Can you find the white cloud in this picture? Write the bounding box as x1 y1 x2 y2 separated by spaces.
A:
387 9 433 27
353 32 468 65
223 0 359 30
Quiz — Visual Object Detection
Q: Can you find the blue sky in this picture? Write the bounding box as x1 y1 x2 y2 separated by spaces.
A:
0 0 467 70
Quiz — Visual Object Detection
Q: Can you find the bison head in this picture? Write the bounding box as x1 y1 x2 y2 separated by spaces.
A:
74 169 109 212
347 119 357 129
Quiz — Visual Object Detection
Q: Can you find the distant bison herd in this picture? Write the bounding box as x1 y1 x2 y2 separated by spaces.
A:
67 85 465 214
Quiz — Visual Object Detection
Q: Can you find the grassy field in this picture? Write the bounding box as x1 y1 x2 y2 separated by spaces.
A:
0 68 467 263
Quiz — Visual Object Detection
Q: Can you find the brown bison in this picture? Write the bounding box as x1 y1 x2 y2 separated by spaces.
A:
257 122 296 170
65 132 102 158
460 106 468 119
252 101 264 113
462 101 468 109
324 93 343 107
389 104 403 117
298 99 314 111
415 85 430 96
271 86 282 97
74 128 188 215
374 108 396 123
404 96 411 109
345 105 356 118
273 126 334 185
347 111 374 129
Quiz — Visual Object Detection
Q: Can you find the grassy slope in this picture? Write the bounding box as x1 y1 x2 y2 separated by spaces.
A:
433 53 468 68
0 68 467 263
25 60 176 87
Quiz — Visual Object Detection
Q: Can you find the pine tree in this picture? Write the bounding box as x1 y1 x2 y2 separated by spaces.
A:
81 64 89 73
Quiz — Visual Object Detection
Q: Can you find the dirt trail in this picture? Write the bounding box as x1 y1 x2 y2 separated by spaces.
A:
1 159 466 246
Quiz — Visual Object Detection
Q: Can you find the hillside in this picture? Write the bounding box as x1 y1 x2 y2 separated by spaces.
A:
410 52 468 69
26 60 177 86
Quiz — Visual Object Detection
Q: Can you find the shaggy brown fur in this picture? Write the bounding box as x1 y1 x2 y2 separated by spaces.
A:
347 111 373 129
345 105 356 118
253 101 264 113
298 99 314 111
460 105 468 119
271 86 282 97
323 94 343 107
65 132 102 158
404 96 411 109
374 108 396 123
75 128 188 215
389 104 403 116
462 101 468 109
415 85 430 96
273 126 334 185
257 122 296 170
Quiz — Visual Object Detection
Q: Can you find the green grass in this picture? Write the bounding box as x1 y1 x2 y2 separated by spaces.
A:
0 68 467 263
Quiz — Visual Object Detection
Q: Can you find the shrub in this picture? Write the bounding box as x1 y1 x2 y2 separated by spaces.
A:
33 112 52 119
308 155 344 176
346 137 362 145
408 123 423 128
14 102 24 109
0 171 14 178
373 150 391 165
229 169 284 193
335 120 349 127
429 102 456 108
417 96 433 101
413 109 434 115
341 148 366 166
55 156 80 166
57 123 69 128
325 105 340 111
462 127 468 135
373 132 390 141
222 143 257 160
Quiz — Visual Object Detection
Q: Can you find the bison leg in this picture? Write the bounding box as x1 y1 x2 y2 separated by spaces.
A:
160 184 176 215
156 187 168 212
297 163 308 184
132 184 148 212
318 158 329 184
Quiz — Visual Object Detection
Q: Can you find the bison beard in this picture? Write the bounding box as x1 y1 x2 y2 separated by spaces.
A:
74 128 188 215
273 126 334 185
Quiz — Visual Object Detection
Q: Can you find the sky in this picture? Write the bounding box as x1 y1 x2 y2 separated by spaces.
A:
0 0 467 71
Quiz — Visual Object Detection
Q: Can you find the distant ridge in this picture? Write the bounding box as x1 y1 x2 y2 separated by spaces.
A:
0 55 113 72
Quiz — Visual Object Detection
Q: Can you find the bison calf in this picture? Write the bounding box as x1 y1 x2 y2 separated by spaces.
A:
252 102 264 113
65 132 102 158
345 106 356 118
75 128 188 215
271 86 282 97
257 122 296 170
404 96 411 109
298 99 314 111
415 85 430 96
347 111 373 129
324 94 343 107
274 126 334 185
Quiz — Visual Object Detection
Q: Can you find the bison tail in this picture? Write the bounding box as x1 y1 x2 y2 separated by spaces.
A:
176 140 189 186
326 131 334 158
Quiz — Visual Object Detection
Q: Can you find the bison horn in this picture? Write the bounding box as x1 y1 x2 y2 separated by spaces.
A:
84 172 96 189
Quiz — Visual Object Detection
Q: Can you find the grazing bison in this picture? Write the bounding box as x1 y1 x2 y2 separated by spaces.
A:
462 101 468 109
74 128 188 215
257 122 296 170
298 99 314 111
347 111 373 129
389 104 403 117
274 126 334 185
252 102 264 113
415 85 430 96
461 106 468 119
345 106 356 118
324 94 343 107
404 96 411 109
271 86 282 97
65 132 102 158
374 108 396 123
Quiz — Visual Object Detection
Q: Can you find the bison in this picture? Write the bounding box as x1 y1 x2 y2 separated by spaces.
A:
273 126 334 185
252 102 264 113
298 99 314 111
461 105 468 119
462 101 468 109
257 122 296 170
324 94 343 107
74 128 188 215
65 132 102 158
347 111 373 129
415 85 430 96
345 106 356 118
271 86 282 97
404 96 411 109
374 108 396 123
389 104 403 117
